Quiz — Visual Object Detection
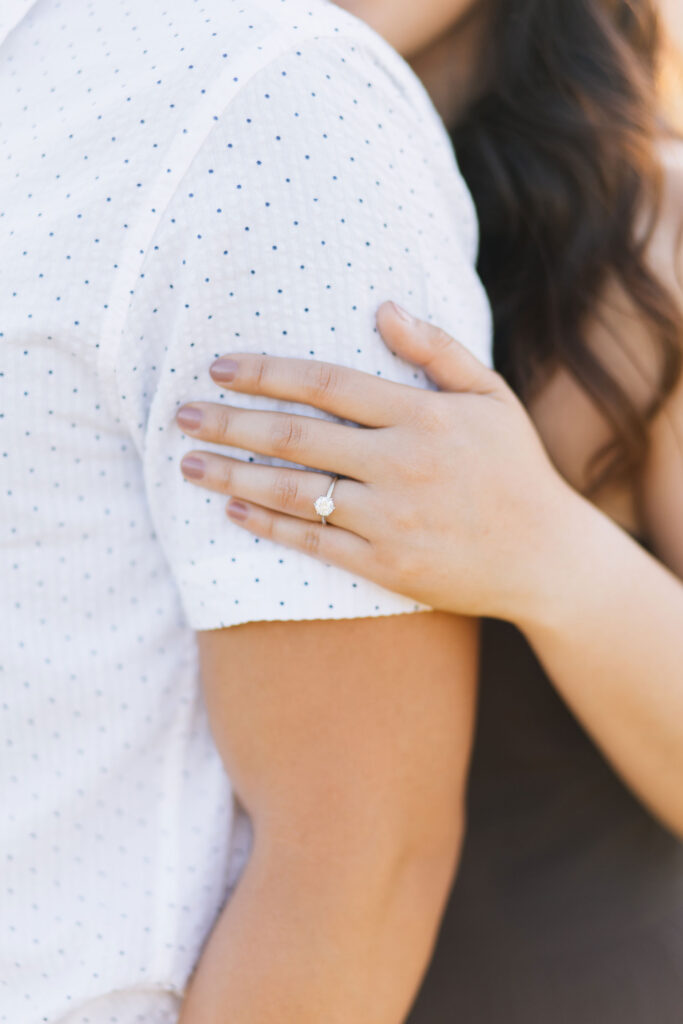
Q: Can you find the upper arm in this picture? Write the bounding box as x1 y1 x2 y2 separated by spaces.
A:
197 612 479 858
115 34 487 845
159 44 487 862
115 34 491 634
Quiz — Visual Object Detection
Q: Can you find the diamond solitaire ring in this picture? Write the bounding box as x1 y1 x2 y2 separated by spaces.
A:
313 476 338 525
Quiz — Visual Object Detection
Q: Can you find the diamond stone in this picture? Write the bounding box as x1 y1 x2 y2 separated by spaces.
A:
314 495 336 518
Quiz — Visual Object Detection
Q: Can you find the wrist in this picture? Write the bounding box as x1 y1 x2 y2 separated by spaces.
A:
504 476 606 633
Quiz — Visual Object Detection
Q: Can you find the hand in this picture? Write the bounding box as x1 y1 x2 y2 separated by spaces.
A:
176 302 575 622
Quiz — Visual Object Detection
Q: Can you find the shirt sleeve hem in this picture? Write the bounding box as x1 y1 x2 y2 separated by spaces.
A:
176 564 432 631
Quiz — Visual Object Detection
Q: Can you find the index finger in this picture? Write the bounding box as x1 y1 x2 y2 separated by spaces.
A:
208 353 423 427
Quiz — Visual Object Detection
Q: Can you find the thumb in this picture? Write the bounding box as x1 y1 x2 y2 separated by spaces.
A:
377 301 496 394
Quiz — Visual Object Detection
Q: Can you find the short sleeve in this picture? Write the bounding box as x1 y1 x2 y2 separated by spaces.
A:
114 34 492 631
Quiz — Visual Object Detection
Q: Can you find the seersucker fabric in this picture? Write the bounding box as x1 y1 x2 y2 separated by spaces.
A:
0 1 492 1021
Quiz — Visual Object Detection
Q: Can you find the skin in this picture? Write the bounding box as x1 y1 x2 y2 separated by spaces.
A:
337 0 477 57
175 3 683 1020
180 613 478 1023
341 0 487 122
176 3 487 1021
176 2 683 839
177 297 683 837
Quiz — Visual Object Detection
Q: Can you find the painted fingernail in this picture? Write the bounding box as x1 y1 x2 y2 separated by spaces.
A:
210 358 240 383
176 405 203 431
227 499 249 522
391 302 414 324
180 455 206 480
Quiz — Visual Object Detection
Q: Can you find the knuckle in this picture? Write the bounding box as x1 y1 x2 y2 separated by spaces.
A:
218 461 234 492
375 540 418 580
261 515 276 541
212 404 231 437
252 355 269 392
392 545 423 581
410 396 446 433
390 504 421 534
398 447 437 485
306 362 338 402
302 524 322 556
384 451 420 488
270 416 304 456
272 470 300 511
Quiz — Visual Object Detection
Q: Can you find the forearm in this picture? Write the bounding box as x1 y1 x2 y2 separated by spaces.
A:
516 487 683 835
179 824 459 1024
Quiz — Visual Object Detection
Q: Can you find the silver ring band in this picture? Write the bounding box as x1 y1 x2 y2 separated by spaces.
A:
313 476 338 525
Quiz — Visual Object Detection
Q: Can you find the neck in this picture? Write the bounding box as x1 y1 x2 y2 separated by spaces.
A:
409 6 490 127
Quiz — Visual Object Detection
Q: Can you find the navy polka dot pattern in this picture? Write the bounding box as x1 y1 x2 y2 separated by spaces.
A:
0 1 491 1021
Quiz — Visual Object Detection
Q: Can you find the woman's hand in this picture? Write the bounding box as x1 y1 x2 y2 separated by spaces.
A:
176 302 577 622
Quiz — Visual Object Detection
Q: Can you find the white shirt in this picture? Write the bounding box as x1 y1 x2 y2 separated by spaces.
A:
0 1 492 1021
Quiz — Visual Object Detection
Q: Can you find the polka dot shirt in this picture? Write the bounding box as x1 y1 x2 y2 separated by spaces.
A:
0 1 492 1021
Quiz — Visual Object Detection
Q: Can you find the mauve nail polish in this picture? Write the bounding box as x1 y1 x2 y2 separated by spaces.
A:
210 358 240 383
176 405 203 430
228 500 249 522
181 455 205 480
391 302 413 324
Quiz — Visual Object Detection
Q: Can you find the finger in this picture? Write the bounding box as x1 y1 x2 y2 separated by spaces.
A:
376 301 497 394
176 402 376 479
225 499 374 576
208 353 418 428
180 451 366 530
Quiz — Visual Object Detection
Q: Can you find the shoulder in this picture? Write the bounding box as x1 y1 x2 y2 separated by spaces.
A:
528 140 683 530
659 136 683 207
645 139 683 421
152 0 452 137
648 139 683 307
163 0 477 244
638 140 683 568
579 138 683 420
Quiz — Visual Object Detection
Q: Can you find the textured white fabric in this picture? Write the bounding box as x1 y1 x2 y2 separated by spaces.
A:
0 1 491 1021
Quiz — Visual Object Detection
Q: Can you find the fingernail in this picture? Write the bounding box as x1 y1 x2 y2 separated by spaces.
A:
391 302 414 324
180 455 206 480
176 405 203 431
227 500 249 522
210 358 240 383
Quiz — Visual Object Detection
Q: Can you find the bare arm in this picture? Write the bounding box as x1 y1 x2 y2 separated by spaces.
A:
176 304 683 837
518 368 683 834
517 470 683 837
179 611 479 1024
515 186 683 837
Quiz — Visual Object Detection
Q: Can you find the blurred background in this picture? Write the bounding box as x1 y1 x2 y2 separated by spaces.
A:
405 5 683 1020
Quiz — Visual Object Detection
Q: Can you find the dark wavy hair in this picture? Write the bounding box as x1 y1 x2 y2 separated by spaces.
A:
451 0 683 491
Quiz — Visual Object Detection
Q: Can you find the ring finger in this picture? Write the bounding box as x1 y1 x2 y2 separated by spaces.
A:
180 451 368 534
